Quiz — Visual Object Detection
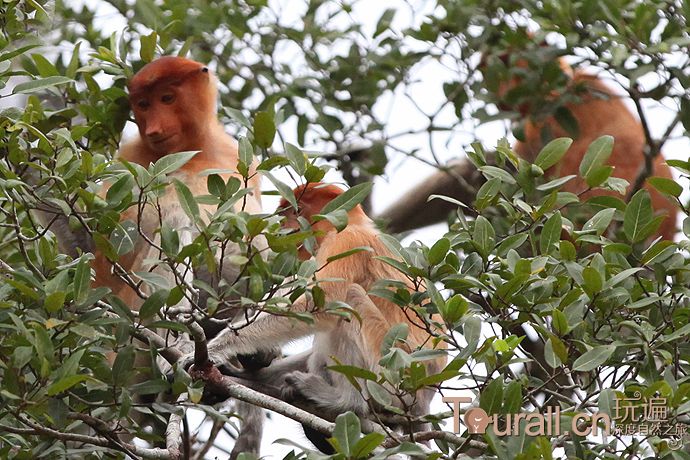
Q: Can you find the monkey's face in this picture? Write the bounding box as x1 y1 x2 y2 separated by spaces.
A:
128 59 213 156
278 202 318 261
279 185 342 261
130 84 194 154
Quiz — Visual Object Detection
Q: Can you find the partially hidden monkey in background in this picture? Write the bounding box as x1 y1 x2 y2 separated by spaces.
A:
379 48 678 241
32 56 269 457
184 183 447 453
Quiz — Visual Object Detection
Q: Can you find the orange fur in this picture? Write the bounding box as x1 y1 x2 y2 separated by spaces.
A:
498 63 677 240
279 183 446 367
95 56 261 308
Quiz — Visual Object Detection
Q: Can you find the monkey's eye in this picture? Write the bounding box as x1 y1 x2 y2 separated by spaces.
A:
161 94 175 104
136 99 150 110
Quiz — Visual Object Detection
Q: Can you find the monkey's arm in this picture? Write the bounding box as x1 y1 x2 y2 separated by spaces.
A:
179 295 316 370
377 159 484 233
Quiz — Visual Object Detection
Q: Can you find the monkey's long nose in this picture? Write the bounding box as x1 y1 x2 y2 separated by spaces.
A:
144 120 165 139
146 128 164 140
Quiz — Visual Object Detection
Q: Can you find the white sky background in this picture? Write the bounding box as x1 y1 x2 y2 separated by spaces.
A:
53 0 690 457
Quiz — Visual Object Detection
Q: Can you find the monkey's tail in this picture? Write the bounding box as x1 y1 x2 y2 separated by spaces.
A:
377 158 483 233
229 401 263 459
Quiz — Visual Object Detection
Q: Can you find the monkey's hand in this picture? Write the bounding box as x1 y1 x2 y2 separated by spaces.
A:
237 347 281 371
281 371 328 406
175 347 279 380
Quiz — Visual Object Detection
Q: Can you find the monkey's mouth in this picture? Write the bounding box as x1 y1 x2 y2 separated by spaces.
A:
150 134 176 145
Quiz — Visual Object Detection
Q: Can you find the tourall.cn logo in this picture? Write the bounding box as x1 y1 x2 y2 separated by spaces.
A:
464 408 490 434
442 394 687 450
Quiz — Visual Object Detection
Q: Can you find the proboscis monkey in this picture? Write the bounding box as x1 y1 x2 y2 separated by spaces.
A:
380 51 678 241
102 56 262 306
28 56 268 456
121 56 271 456
182 183 447 452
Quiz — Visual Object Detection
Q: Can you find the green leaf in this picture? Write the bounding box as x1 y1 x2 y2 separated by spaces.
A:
110 220 138 256
544 338 562 368
333 412 361 456
152 151 198 177
352 432 385 458
319 208 348 232
239 137 254 171
112 345 135 386
46 374 89 396
624 190 653 243
536 174 577 192
552 309 569 335
374 8 396 37
380 323 408 355
32 54 59 77
207 174 225 198
579 135 613 179
140 289 169 320
147 320 189 334
582 208 615 235
321 182 373 214
366 380 393 407
72 257 91 305
648 176 682 198
13 76 74 94
585 165 613 188
534 138 572 171
264 172 297 210
440 295 468 324
44 291 66 313
66 42 82 78
480 376 503 414
326 246 373 263
662 322 690 343
254 111 276 148
599 388 616 418
554 107 579 137
503 380 522 414
131 378 170 395
581 266 603 297
285 142 307 175
573 345 616 371
0 44 40 63
329 365 377 381
428 238 450 265
604 268 644 289
473 216 495 257
475 177 502 209
140 31 158 62
540 212 562 255
161 224 180 256
496 233 529 256
173 179 200 222
478 165 516 184
106 174 135 206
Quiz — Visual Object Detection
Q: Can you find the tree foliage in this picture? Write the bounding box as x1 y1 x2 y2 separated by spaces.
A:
1 0 690 459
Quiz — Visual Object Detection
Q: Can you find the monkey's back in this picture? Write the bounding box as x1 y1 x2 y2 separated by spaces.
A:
514 71 677 239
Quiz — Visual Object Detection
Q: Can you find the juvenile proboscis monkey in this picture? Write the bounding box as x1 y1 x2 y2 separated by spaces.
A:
184 183 447 452
380 47 678 241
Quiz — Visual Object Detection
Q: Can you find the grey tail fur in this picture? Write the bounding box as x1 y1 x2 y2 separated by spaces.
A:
229 401 263 459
